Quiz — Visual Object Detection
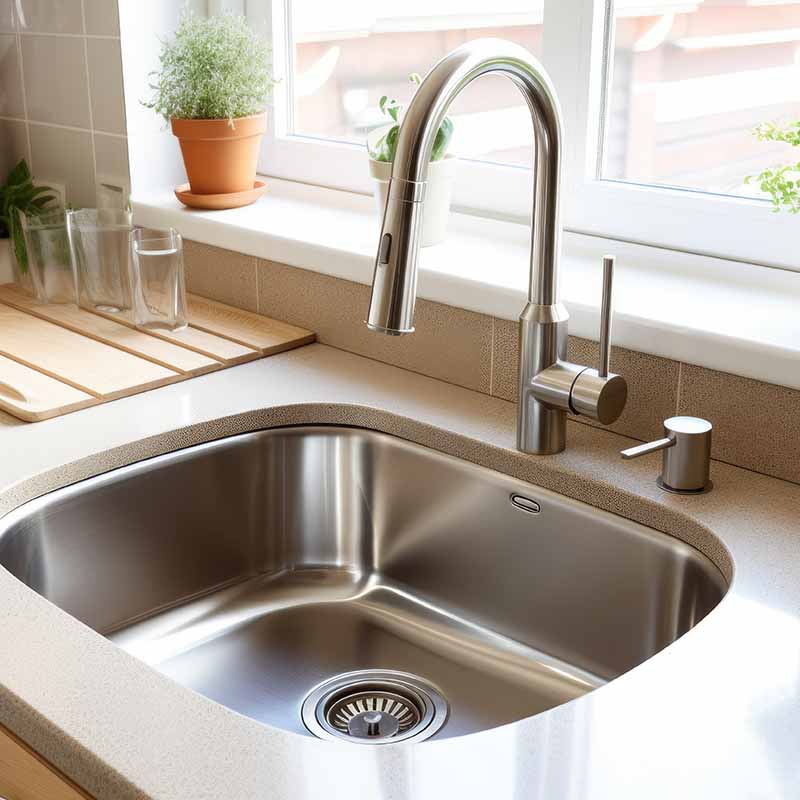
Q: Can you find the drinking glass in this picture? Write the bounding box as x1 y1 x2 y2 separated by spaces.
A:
129 227 187 331
67 208 133 313
20 209 76 304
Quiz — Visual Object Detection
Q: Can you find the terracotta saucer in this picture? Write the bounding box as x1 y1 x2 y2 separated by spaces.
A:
174 180 267 210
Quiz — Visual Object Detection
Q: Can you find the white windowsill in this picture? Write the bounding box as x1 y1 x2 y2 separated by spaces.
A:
132 178 800 391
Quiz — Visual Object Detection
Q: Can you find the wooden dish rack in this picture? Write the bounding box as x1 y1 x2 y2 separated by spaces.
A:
0 283 315 422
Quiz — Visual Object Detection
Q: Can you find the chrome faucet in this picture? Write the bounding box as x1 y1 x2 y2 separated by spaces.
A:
366 39 627 454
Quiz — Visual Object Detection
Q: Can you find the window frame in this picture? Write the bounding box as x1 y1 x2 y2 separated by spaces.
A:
251 0 800 272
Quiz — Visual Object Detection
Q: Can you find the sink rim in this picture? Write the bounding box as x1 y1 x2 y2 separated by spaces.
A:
0 420 733 741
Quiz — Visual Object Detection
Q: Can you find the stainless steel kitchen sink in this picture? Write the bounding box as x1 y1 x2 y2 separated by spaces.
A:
0 426 727 743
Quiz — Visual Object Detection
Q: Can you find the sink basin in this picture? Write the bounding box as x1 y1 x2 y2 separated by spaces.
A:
0 426 726 743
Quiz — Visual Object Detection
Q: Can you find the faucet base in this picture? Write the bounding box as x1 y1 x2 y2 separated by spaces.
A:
517 302 569 455
366 322 414 336
517 397 567 455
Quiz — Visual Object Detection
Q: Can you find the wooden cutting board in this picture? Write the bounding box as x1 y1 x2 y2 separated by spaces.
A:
0 304 180 398
0 284 315 422
186 295 316 354
91 304 259 364
0 353 97 421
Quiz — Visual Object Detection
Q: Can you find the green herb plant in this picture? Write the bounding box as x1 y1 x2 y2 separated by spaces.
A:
0 159 58 274
368 73 454 163
145 11 276 126
745 121 800 213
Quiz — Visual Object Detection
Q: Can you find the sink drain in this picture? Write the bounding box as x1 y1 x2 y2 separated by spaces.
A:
301 670 448 744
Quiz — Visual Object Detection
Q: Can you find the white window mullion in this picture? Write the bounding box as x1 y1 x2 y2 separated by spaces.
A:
541 0 607 225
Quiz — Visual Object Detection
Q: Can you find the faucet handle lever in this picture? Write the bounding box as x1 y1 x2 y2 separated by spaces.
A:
620 437 674 460
620 416 713 494
562 254 627 426
598 255 615 378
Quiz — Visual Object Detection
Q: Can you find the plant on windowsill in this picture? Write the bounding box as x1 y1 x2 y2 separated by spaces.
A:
367 73 456 246
0 159 58 289
745 121 800 213
144 11 276 208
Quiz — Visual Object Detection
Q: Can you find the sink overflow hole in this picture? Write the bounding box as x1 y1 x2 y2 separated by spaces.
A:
511 494 541 514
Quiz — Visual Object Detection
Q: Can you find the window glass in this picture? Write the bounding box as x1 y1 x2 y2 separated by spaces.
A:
289 1 544 167
604 1 800 197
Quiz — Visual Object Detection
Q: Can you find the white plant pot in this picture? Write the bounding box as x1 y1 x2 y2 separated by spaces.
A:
0 239 12 284
369 155 457 247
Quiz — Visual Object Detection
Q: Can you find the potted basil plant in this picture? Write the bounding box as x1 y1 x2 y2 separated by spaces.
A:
145 12 276 205
368 73 455 246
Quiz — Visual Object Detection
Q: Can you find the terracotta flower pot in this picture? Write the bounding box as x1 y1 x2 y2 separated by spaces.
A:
171 113 266 196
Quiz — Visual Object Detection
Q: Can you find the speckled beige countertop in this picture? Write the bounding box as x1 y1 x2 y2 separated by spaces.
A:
1 343 799 800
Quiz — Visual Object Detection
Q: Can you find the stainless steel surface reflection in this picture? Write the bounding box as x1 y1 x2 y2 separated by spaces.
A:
0 426 726 742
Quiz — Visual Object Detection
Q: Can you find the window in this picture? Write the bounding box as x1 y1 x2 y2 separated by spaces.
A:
254 0 800 269
605 3 800 198
289 3 543 168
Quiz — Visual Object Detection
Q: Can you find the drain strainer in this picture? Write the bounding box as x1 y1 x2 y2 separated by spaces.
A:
301 670 448 744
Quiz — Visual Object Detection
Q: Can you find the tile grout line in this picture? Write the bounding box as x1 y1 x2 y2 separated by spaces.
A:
0 116 128 139
675 361 684 416
15 30 119 40
488 316 495 396
12 11 32 168
80 0 98 194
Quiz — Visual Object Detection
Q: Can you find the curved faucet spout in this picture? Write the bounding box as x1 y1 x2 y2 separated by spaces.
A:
366 38 627 456
367 38 564 335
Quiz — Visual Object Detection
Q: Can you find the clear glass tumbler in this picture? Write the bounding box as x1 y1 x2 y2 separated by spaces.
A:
67 208 133 313
20 208 76 304
129 227 188 331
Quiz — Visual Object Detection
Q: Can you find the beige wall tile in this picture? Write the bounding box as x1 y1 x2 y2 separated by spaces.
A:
29 123 95 206
184 241 258 312
0 118 29 177
0 0 15 32
93 132 129 192
257 259 493 393
491 317 679 442
491 317 519 403
83 0 119 36
87 37 125 134
21 34 90 128
678 364 800 484
17 0 83 33
0 33 24 117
